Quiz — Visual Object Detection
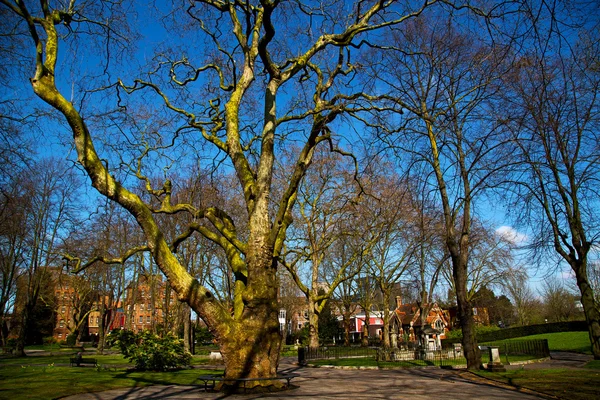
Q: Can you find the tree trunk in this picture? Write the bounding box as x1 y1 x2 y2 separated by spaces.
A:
453 255 481 369
343 315 351 346
183 304 192 353
361 309 370 347
308 309 320 350
14 303 31 357
573 261 600 359
382 291 391 348
207 228 283 391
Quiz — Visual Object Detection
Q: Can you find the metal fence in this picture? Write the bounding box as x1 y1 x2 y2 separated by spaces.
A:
301 339 549 368
481 339 550 364
303 346 377 361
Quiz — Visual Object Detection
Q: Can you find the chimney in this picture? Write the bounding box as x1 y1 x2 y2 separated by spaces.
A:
395 295 402 308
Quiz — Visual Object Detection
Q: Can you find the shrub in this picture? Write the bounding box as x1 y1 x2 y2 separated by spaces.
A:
43 336 57 346
107 329 191 371
65 334 77 346
446 325 501 341
194 326 214 345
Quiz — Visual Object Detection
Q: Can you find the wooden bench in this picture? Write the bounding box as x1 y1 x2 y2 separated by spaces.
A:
197 373 298 392
70 357 98 367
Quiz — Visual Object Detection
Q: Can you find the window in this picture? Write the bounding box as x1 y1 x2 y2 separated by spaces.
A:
473 308 478 316
279 310 286 319
146 316 151 324
139 316 143 324
61 306 66 314
58 333 62 338
303 310 308 319
434 319 444 331
140 304 144 311
298 323 302 330
59 320 64 328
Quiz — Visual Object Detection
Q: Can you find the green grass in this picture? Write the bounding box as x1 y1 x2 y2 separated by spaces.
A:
0 353 129 366
584 360 600 369
0 352 218 399
0 364 218 400
505 331 592 354
474 368 600 400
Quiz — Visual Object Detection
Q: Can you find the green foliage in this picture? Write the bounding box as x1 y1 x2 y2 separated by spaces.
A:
194 326 214 345
290 326 309 346
318 301 340 345
107 330 191 371
43 336 57 346
446 324 501 340
472 286 515 327
65 334 77 346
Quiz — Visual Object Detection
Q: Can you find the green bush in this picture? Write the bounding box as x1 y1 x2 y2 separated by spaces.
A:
43 336 57 346
446 325 501 341
66 333 77 346
194 326 214 345
107 329 191 371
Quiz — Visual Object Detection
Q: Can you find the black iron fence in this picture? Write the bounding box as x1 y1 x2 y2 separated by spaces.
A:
481 339 550 364
301 339 549 368
303 346 377 361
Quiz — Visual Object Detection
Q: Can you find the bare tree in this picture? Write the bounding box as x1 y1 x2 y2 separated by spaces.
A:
371 15 511 369
282 151 371 349
363 173 417 348
13 159 80 356
504 267 541 326
540 278 581 323
499 5 600 358
0 177 29 346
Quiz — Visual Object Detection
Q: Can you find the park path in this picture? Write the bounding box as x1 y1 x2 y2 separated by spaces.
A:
59 356 558 400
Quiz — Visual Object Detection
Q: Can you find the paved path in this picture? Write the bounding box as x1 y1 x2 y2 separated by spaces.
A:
60 356 564 400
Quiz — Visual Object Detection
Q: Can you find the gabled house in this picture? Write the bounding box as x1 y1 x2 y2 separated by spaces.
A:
344 308 387 343
390 296 450 350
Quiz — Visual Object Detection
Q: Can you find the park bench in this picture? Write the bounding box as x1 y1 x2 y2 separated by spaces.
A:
197 373 298 392
69 357 98 367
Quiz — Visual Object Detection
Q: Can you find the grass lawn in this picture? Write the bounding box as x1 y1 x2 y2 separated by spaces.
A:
0 353 219 400
0 365 218 400
506 331 592 354
474 368 600 400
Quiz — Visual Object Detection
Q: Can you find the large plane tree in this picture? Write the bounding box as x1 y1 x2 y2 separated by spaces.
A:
0 0 478 389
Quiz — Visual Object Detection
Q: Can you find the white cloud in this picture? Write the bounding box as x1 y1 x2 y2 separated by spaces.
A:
495 225 528 245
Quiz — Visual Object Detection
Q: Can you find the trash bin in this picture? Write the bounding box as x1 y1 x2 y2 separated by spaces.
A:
298 347 306 366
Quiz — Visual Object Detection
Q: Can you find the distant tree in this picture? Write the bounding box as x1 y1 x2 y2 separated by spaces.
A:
498 3 600 358
373 15 512 369
471 286 515 327
541 279 581 323
282 151 373 349
317 297 339 345
13 160 81 356
504 268 543 326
